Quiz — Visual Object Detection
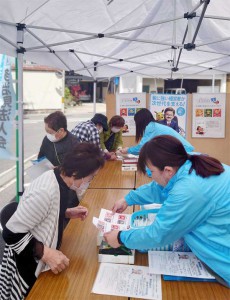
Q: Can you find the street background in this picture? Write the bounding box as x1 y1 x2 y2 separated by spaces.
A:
0 103 106 211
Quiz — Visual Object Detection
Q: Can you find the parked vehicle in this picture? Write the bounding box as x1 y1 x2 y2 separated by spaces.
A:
165 88 186 94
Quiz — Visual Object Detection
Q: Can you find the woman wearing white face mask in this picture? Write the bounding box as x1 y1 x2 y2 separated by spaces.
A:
100 115 125 160
0 143 104 299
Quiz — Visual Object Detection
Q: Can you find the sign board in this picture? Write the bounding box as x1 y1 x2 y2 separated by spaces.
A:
116 93 146 136
150 93 188 137
192 93 226 138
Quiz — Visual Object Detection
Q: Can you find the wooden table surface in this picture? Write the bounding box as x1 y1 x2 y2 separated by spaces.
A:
27 189 131 300
89 160 135 190
135 171 152 188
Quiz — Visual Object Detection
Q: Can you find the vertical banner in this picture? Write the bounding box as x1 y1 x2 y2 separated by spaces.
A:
116 93 146 136
0 54 16 159
192 93 226 138
150 93 187 137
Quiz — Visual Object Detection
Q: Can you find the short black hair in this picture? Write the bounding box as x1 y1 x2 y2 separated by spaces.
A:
44 111 67 131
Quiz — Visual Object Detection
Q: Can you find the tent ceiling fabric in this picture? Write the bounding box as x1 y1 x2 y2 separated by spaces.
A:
1 0 230 79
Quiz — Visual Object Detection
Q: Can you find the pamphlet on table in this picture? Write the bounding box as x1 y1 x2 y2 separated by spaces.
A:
148 251 215 279
92 263 162 300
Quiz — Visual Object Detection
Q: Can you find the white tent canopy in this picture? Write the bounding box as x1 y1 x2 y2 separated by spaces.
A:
1 0 230 79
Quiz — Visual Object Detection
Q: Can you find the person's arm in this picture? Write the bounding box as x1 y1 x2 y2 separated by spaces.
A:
125 181 164 206
127 130 152 155
5 186 70 274
113 131 123 151
65 206 88 220
99 131 106 151
114 179 216 251
111 182 164 214
89 126 102 150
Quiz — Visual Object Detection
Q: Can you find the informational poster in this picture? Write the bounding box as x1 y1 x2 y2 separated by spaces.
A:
116 93 146 136
192 93 226 138
0 54 16 159
92 263 162 300
150 93 187 137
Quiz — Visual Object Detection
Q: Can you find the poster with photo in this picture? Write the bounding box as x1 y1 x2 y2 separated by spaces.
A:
116 93 146 136
192 93 226 138
150 94 187 137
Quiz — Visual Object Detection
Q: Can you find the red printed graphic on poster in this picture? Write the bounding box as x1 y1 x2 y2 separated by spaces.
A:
116 93 146 136
192 93 226 138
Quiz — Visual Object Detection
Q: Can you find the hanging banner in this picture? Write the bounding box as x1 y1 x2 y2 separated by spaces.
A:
192 93 226 138
150 93 187 137
0 54 16 159
116 93 146 136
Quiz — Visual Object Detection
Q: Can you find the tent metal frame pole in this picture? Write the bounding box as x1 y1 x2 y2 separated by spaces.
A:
191 0 210 44
26 24 98 36
71 51 94 78
197 36 230 48
93 81 96 115
93 62 98 115
212 74 215 92
27 36 97 51
16 25 25 200
0 33 19 48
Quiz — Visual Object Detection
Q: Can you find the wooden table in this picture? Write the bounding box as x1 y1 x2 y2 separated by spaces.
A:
89 160 135 190
27 189 131 300
135 172 152 188
27 166 230 300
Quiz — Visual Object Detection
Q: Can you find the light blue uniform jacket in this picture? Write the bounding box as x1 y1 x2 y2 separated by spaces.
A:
128 122 194 154
121 160 230 285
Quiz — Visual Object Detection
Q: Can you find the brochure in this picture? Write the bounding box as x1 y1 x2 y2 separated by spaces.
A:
26 156 54 180
92 208 131 233
148 251 215 279
92 263 162 300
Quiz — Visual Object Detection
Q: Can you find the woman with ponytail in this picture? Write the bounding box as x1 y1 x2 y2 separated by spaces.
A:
104 135 230 288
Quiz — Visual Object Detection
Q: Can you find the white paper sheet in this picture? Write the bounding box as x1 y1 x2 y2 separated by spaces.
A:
148 251 215 279
26 157 54 180
92 263 162 300
92 209 131 233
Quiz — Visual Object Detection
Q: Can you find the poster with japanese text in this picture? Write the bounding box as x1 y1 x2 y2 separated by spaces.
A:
116 93 146 136
0 54 16 159
150 94 187 137
192 93 226 138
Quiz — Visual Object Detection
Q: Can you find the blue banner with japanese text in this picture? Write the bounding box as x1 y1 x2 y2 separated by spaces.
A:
149 93 187 138
0 54 16 159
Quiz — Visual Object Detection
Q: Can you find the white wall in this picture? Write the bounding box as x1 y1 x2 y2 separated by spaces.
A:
13 70 63 110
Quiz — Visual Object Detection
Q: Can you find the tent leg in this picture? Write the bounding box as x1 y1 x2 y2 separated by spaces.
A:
93 80 97 115
16 24 25 200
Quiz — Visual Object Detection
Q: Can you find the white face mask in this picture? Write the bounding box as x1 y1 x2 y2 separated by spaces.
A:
98 127 103 134
46 133 58 142
111 127 121 133
70 179 90 196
